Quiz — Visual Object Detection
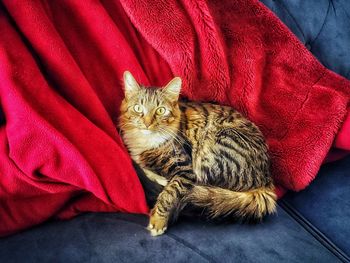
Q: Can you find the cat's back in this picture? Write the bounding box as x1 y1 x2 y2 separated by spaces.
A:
179 100 233 114
178 100 267 152
179 101 251 129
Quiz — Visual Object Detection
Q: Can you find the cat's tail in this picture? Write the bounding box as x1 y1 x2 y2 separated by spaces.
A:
187 184 277 222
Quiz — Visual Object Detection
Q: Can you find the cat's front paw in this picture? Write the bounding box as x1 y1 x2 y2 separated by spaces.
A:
147 213 168 236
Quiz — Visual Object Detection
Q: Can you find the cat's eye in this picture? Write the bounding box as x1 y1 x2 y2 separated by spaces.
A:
133 104 143 113
156 107 166 115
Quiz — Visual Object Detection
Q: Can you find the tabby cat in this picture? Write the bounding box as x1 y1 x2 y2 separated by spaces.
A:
119 71 276 236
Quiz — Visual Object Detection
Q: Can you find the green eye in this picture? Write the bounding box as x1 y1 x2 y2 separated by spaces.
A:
133 104 142 113
156 107 166 115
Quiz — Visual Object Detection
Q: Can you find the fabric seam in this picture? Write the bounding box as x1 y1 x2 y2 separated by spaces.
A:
278 200 350 263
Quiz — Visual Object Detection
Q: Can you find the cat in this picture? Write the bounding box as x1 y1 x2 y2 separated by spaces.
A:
119 71 277 236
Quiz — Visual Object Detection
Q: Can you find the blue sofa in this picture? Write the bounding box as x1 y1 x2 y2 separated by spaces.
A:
1 1 349 262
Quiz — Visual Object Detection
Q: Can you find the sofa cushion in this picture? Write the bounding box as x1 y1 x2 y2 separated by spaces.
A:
282 155 350 260
260 0 350 78
0 208 340 263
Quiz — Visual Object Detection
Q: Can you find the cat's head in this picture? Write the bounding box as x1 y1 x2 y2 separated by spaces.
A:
119 71 182 137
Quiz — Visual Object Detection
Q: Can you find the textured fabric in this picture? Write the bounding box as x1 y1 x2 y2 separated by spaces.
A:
0 0 151 236
1 0 350 236
283 155 350 257
0 210 340 263
260 0 350 154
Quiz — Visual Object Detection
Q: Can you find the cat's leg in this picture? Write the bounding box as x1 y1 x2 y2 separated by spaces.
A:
147 176 193 236
142 168 168 186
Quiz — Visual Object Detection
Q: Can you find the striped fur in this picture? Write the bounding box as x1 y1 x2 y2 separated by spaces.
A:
119 72 276 236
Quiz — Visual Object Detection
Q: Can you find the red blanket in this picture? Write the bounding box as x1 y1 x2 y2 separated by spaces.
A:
0 0 349 236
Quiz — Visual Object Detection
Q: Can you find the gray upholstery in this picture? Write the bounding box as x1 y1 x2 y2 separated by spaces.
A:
283 155 350 257
0 209 340 263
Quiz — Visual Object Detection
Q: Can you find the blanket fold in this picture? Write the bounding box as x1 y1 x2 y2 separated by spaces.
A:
0 0 349 236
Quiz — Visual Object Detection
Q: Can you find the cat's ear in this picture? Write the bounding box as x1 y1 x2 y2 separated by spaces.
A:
163 77 182 101
123 71 140 99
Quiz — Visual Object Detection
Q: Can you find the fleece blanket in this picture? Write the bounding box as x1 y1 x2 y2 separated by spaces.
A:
0 0 349 236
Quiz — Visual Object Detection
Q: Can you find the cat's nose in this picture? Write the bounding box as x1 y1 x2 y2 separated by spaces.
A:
144 117 152 128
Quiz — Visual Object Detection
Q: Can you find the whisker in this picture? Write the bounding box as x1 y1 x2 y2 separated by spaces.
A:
158 128 183 146
117 122 135 133
162 128 192 151
158 128 192 157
